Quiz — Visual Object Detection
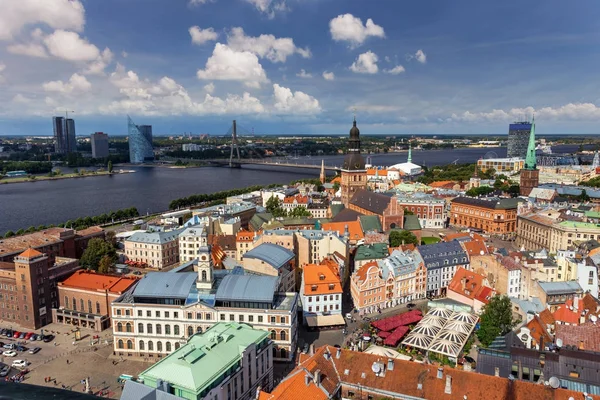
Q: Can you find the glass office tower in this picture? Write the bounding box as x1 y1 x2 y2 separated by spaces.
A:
128 116 154 163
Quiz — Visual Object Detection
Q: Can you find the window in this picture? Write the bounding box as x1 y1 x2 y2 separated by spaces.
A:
270 330 276 340
280 316 285 324
147 324 153 334
148 341 154 351
127 340 133 350
165 325 171 335
117 339 124 349
280 348 287 359
80 299 84 311
155 311 160 318
138 323 144 333
157 342 163 352
248 315 254 322
73 298 77 311
165 311 170 318
188 326 194 337
97 302 101 314
126 323 132 333
230 314 235 321
174 325 180 336
197 326 202 333
166 342 172 352
175 342 180 350
117 322 123 332
87 300 92 313
64 296 69 309
146 310 151 317
156 324 162 334
174 312 178 318
280 331 286 341
239 315 244 322
139 340 145 351
270 316 276 323
258 316 263 323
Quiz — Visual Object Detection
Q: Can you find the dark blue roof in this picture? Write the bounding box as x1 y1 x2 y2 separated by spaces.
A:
133 272 197 299
417 241 467 269
215 274 278 303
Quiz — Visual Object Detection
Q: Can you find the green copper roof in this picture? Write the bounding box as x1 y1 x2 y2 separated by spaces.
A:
359 215 383 233
355 243 389 261
139 322 268 396
403 214 422 231
524 117 537 170
558 220 600 229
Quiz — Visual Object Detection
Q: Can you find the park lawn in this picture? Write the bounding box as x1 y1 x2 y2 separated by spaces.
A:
421 236 441 245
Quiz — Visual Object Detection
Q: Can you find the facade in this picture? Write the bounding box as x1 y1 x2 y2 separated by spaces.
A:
532 281 584 310
178 226 208 263
137 322 273 400
282 195 310 212
53 116 77 154
0 249 79 329
300 261 344 328
128 116 154 163
53 270 137 331
520 118 540 196
450 197 521 234
90 132 109 158
124 229 182 269
241 243 295 292
349 189 405 231
396 195 446 228
446 267 495 313
477 157 524 174
507 122 532 158
419 240 469 297
340 118 367 207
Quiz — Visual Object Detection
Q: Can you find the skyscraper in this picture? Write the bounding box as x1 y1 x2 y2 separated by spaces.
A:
340 117 367 207
519 117 539 196
507 121 532 158
90 132 109 158
128 116 154 163
52 116 77 154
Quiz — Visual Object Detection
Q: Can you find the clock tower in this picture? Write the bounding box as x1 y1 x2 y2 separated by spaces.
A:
196 231 214 291
340 117 367 207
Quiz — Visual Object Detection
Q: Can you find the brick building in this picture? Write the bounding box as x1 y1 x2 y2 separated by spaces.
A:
450 197 522 234
0 249 79 329
53 270 138 331
348 189 404 231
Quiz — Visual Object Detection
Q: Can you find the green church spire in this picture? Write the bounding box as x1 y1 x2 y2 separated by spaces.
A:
525 117 537 170
408 142 412 163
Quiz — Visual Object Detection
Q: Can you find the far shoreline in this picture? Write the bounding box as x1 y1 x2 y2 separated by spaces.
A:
0 169 135 185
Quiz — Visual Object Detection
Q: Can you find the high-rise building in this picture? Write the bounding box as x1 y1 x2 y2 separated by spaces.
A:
507 121 532 158
340 117 367 207
520 117 539 196
90 132 109 158
52 116 77 154
128 116 154 163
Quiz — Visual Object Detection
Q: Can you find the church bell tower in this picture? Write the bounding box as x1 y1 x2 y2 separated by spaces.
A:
340 117 367 207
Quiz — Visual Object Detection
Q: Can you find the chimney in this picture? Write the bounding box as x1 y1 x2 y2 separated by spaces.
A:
305 374 310 386
336 348 341 359
461 278 466 291
387 358 394 371
437 368 443 379
494 367 500 377
445 375 452 394
313 370 321 385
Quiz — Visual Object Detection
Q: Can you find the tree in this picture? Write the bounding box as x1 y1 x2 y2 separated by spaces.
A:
108 160 113 173
80 238 117 271
577 189 590 202
477 295 520 347
465 186 494 197
333 182 340 192
4 230 15 238
98 255 113 274
389 230 419 247
289 206 312 218
266 196 287 218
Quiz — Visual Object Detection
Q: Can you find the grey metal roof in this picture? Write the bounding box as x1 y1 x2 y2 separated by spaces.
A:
127 228 184 244
417 241 467 270
215 274 278 303
537 280 583 295
243 243 294 268
452 196 523 210
121 380 183 400
133 272 197 298
349 189 392 215
510 297 544 315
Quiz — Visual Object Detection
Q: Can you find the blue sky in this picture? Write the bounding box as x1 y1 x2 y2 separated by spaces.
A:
1 0 600 136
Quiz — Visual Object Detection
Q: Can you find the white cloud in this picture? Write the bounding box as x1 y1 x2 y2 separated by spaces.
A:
42 73 91 93
83 48 113 75
415 49 426 63
296 69 312 78
196 43 269 88
121 51 128 58
273 84 321 115
322 71 335 81
7 42 48 58
43 30 101 61
0 63 5 83
203 82 215 94
350 51 378 74
385 65 405 75
12 94 31 103
329 14 385 47
346 104 402 114
189 26 218 45
189 0 213 5
449 103 600 123
226 27 310 63
244 0 288 19
0 0 85 41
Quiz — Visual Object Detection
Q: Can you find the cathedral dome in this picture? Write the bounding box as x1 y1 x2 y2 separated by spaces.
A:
349 119 360 139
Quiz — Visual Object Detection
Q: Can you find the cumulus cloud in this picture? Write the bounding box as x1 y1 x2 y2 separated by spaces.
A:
329 14 385 47
350 51 378 74
83 48 113 75
203 82 215 94
296 69 312 78
189 0 213 5
385 65 405 75
226 27 310 63
189 26 218 45
7 42 48 58
0 64 5 83
273 84 321 115
0 0 85 41
415 49 426 63
196 43 269 88
244 0 288 19
42 73 91 93
449 103 600 123
322 71 335 81
43 30 101 61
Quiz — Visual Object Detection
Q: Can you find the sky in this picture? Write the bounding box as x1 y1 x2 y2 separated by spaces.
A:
1 0 600 136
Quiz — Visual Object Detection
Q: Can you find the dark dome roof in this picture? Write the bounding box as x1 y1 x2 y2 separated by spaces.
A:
349 119 360 139
342 153 366 171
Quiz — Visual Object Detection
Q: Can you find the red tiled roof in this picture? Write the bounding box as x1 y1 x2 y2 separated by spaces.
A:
383 325 409 347
538 309 556 326
371 310 423 332
555 323 600 352
322 220 364 240
18 248 43 259
462 240 489 257
59 270 138 294
553 304 580 325
353 261 378 283
303 263 342 295
526 315 553 347
447 267 494 304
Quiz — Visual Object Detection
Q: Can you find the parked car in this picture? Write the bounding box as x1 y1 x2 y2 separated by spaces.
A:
0 329 6 335
18 332 26 339
345 313 353 320
24 332 34 340
15 345 26 352
3 350 17 357
28 347 41 354
29 334 37 341
2 343 14 350
42 334 54 343
0 365 10 377
11 360 28 369
12 332 20 339
5 330 13 337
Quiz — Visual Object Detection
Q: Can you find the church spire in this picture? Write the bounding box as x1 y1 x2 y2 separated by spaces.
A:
525 116 537 170
319 159 326 184
407 142 412 163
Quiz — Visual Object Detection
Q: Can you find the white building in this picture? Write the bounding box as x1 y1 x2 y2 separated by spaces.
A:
396 195 446 229
178 226 208 263
300 262 344 328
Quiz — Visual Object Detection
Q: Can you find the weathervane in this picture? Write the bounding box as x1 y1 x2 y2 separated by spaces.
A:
353 107 357 121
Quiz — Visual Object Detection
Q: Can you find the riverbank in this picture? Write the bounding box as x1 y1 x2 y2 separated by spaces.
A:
0 170 134 185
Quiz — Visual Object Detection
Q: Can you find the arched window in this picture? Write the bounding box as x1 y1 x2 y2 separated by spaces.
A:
139 340 145 351
280 348 287 359
197 326 202 333
174 325 180 336
127 340 133 350
280 331 286 341
80 299 84 311
117 322 123 332
126 323 132 333
157 341 163 352
165 324 171 335
138 323 144 333
88 300 92 314
64 296 69 309
156 324 162 335
147 324 153 334
117 339 123 349
272 347 277 358
175 342 180 350
188 326 194 337
72 297 77 311
270 330 276 340
202 270 207 281
166 342 172 352
148 341 154 351
96 302 100 314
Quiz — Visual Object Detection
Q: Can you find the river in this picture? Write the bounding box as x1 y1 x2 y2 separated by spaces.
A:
0 145 585 234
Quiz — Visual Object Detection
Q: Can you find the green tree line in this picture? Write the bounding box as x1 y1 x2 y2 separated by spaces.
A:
169 185 264 210
1 161 53 175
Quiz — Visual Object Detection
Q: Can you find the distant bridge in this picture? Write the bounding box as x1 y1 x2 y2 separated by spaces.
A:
205 158 340 171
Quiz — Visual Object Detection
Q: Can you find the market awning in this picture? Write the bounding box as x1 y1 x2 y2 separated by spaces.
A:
306 314 346 327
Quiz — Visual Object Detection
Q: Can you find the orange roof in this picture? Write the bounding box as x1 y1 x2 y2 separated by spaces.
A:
429 180 456 188
330 176 341 184
447 267 494 303
59 270 138 294
18 248 43 259
366 169 388 176
444 232 484 242
553 305 580 325
236 229 255 242
462 240 489 257
303 263 342 295
321 220 364 240
319 257 340 276
353 260 379 283
526 315 553 346
389 244 416 254
538 309 556 326
283 194 309 204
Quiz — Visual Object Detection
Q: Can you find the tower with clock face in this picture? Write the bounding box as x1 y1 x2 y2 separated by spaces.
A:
340 117 367 207
196 244 214 291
